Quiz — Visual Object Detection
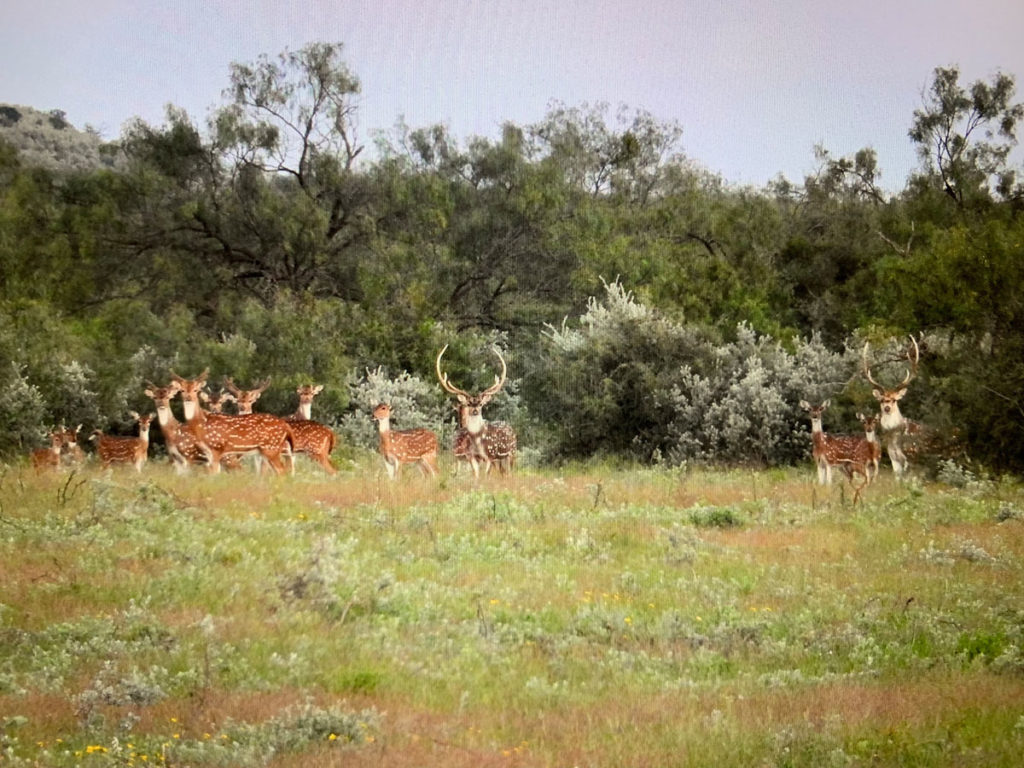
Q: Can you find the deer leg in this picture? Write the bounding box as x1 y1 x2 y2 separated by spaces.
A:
887 438 907 478
259 449 286 475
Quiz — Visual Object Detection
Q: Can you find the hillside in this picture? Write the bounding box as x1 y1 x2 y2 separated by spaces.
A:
0 103 118 172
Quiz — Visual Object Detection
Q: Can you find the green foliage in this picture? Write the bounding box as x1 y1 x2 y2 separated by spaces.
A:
0 48 1022 471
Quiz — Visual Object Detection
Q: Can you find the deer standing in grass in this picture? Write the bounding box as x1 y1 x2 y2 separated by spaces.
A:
145 382 206 473
863 336 920 478
800 400 874 502
371 403 438 479
857 412 882 483
436 345 517 478
30 430 64 473
170 370 295 475
171 370 295 474
282 384 337 475
90 412 154 472
57 424 84 468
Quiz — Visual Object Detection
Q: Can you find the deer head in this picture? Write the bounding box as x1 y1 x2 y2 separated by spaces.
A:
293 384 324 420
200 389 236 413
862 336 919 431
169 369 209 420
435 345 507 435
224 376 271 414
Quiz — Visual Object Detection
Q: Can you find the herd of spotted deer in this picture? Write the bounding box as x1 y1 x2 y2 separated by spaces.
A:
29 346 518 482
28 337 946 496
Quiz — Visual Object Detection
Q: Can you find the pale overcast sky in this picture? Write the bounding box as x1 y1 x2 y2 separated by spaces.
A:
2 0 1023 190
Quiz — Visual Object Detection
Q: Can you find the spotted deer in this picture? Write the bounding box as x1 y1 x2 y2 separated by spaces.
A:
862 336 920 478
170 370 295 474
282 384 337 475
452 404 517 477
90 412 154 472
436 345 517 479
30 430 64 473
200 389 236 413
224 377 271 415
371 403 438 479
144 382 206 473
800 400 875 501
856 412 882 483
57 424 85 468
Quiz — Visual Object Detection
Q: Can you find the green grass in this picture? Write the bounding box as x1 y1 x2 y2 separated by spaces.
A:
1 458 1023 766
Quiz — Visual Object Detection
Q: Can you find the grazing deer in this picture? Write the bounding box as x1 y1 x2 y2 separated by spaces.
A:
371 403 438 479
170 370 295 475
30 430 64 473
436 345 517 479
856 412 882 483
282 384 336 475
862 336 920 478
90 412 154 472
144 382 206 473
800 400 874 501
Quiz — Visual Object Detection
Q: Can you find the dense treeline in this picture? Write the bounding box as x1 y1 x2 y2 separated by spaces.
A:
2 43 1023 471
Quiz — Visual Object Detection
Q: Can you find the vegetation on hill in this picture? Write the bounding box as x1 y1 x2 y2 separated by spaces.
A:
1 42 1023 472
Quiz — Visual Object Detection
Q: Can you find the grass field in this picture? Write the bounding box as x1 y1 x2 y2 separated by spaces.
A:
1 456 1023 767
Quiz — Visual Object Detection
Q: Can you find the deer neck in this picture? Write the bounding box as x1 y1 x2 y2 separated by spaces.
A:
181 397 205 424
461 407 486 436
375 415 393 452
879 407 903 433
296 402 312 420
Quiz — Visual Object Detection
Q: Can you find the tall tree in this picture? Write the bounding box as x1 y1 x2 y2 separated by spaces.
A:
909 66 1024 211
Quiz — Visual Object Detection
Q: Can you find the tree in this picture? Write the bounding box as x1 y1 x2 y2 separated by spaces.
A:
909 66 1024 211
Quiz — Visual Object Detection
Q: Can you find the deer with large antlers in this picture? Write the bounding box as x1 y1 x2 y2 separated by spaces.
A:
90 411 154 472
30 430 64 473
170 370 295 475
436 345 517 479
371 403 439 479
800 400 875 502
281 384 337 475
144 382 206 473
862 335 920 478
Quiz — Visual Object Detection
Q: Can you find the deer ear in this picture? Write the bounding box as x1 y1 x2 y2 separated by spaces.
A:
456 394 470 405
872 389 884 401
799 400 810 410
822 399 831 409
313 385 324 394
891 388 907 401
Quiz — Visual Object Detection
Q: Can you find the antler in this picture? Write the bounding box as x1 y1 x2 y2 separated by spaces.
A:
479 346 508 401
435 345 472 399
169 368 209 385
863 337 918 391
862 342 883 390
